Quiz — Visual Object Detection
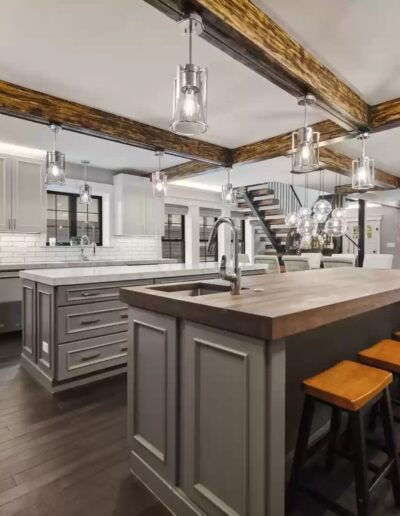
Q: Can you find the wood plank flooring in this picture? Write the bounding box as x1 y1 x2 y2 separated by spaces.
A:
0 333 169 516
1 333 400 515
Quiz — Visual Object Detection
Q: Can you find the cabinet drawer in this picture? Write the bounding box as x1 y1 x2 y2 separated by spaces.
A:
153 273 219 285
57 332 128 380
57 280 150 306
58 300 128 343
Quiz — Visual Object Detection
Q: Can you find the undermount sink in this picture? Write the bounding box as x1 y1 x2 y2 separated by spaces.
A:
150 282 232 297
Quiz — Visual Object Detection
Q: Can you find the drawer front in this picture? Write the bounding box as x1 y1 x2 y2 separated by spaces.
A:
57 332 128 380
58 280 150 306
153 273 219 285
58 300 128 343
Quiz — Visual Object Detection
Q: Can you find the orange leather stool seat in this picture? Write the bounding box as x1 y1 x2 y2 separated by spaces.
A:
358 339 400 374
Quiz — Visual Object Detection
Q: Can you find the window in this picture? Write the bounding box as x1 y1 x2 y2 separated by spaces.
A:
162 214 185 263
199 216 218 263
231 218 246 254
47 192 103 246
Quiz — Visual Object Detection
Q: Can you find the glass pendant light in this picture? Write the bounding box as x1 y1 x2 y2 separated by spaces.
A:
313 170 332 220
292 94 320 173
45 124 65 186
152 150 167 198
324 217 347 238
170 13 207 136
285 171 299 227
332 207 346 219
79 160 92 205
352 133 374 190
221 166 236 205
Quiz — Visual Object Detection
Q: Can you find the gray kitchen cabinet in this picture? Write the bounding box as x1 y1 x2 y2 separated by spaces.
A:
0 154 12 232
36 283 56 377
0 271 23 333
12 157 46 233
127 308 178 484
21 280 36 358
0 154 45 234
114 173 164 237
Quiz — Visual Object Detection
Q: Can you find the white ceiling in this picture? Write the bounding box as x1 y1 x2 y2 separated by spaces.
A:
0 0 326 148
0 114 187 172
254 0 400 104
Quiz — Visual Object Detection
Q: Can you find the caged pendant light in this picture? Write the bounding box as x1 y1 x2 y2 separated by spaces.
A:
221 166 236 205
170 13 208 136
152 150 167 198
292 94 320 173
352 133 374 190
45 124 66 186
79 160 92 205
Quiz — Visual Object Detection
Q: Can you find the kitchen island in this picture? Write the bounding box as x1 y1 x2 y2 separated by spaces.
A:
120 268 400 516
19 263 266 393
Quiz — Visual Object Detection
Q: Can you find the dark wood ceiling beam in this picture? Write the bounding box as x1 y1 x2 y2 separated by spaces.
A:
0 79 228 165
146 0 369 128
335 184 386 196
370 97 400 132
163 159 220 180
320 148 400 189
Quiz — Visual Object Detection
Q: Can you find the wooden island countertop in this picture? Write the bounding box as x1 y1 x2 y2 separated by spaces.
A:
120 268 400 340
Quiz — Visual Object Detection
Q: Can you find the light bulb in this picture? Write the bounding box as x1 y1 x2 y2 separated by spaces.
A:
357 166 367 181
50 164 60 177
182 90 196 118
301 144 310 160
155 180 164 192
332 207 345 219
285 212 298 228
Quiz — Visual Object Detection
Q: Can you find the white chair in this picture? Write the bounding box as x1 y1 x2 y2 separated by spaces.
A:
283 255 310 272
254 255 280 274
301 253 322 270
238 253 250 265
363 253 394 270
322 254 357 269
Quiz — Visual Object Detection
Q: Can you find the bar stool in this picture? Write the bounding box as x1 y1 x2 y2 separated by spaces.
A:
358 339 400 423
392 331 400 342
289 360 400 516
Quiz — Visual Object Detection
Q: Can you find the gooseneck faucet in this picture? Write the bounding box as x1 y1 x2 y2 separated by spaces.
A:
207 217 242 295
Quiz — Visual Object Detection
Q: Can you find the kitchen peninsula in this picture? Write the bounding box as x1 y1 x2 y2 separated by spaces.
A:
120 268 400 516
19 263 266 393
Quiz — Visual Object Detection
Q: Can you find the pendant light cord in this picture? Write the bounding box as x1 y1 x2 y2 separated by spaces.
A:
53 126 57 152
188 19 193 65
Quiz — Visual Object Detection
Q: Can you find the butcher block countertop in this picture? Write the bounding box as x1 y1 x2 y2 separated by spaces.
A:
120 268 400 340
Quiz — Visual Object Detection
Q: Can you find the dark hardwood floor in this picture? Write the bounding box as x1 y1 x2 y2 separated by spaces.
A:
1 333 400 515
0 332 169 516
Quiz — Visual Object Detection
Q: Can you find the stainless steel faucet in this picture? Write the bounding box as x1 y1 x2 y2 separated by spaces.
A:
80 235 90 262
207 217 242 295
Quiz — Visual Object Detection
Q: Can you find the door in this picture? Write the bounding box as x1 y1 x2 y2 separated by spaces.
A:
12 157 45 233
0 155 12 232
344 218 381 255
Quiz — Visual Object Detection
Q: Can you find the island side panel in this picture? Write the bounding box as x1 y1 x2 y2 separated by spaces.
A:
285 301 400 457
127 307 178 485
21 279 36 362
181 321 280 516
36 283 56 379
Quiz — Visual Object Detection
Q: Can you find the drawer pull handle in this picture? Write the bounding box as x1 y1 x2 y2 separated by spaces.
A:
120 314 128 319
81 292 100 297
80 319 101 326
120 346 128 352
81 352 101 362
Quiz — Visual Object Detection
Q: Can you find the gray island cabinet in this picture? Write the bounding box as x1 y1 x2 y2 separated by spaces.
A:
120 268 400 516
19 264 266 393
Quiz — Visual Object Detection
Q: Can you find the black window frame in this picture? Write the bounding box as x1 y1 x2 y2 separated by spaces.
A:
162 213 185 263
199 215 218 263
46 191 103 246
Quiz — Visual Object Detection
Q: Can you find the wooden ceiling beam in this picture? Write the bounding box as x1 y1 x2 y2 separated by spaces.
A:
146 0 369 128
370 97 400 132
335 184 386 196
0 79 228 165
163 159 220 180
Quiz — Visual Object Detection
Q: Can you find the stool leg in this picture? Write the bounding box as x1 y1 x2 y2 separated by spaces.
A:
288 395 315 509
350 410 369 516
326 407 342 473
380 387 400 508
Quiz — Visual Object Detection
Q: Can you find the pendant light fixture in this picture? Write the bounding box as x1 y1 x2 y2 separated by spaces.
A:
292 94 320 173
170 13 208 136
313 169 332 223
352 133 374 190
285 172 299 228
297 173 317 237
152 150 167 198
221 166 236 205
45 124 66 186
79 160 92 205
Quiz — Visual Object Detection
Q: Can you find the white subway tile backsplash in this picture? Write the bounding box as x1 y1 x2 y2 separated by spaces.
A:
0 233 161 264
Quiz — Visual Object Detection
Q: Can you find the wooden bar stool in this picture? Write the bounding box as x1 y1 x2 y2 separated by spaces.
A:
392 331 400 342
289 360 400 516
358 339 400 423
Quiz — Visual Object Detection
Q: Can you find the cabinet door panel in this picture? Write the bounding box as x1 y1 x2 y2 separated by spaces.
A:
181 322 265 516
13 158 45 233
22 280 36 361
0 155 12 231
128 307 178 484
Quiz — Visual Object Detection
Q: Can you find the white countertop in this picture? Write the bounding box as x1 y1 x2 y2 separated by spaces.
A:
19 263 267 286
0 259 175 272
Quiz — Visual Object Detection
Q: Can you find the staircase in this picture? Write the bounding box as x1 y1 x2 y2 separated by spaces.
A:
235 182 302 257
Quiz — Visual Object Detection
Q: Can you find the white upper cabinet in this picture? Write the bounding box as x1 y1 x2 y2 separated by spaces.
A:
12 157 46 233
114 174 164 237
0 154 45 234
0 155 12 232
